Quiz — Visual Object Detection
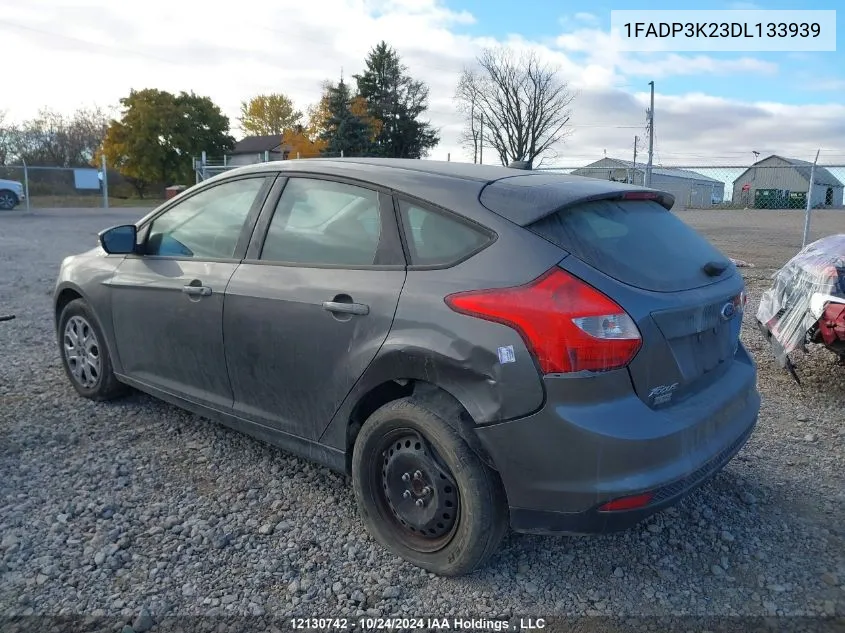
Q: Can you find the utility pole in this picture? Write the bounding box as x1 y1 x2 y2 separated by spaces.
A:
479 112 484 164
632 136 639 184
646 81 654 187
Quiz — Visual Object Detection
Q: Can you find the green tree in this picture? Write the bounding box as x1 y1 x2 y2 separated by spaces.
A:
319 79 372 157
100 89 234 197
238 93 302 136
353 41 439 158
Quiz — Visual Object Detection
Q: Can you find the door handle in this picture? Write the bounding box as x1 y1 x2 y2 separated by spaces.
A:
322 301 369 316
182 285 212 297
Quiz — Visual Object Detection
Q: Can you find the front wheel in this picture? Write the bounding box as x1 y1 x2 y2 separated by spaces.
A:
0 190 18 210
352 397 508 576
58 299 128 401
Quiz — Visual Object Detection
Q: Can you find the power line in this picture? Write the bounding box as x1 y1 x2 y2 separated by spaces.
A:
2 21 183 66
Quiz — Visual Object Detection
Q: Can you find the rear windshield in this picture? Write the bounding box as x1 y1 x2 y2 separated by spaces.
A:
527 199 730 292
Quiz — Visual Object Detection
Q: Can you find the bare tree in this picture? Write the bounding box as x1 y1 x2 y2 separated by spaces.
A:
456 90 482 163
456 47 575 168
0 110 13 165
0 106 113 167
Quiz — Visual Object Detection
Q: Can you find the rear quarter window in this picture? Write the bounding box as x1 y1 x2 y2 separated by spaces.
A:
527 199 730 292
399 201 491 266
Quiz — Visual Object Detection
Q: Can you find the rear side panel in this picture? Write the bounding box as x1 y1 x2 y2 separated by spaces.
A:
318 222 565 450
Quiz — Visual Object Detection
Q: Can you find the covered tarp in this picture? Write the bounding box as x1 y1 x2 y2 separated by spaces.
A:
757 234 845 365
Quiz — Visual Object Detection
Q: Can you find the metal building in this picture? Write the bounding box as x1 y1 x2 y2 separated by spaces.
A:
570 158 724 209
731 155 844 209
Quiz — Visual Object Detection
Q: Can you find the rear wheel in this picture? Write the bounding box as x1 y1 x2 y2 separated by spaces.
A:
0 190 18 210
58 299 127 401
352 397 508 576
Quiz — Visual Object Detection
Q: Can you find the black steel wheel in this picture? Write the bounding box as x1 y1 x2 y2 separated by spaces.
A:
352 396 508 576
377 429 460 551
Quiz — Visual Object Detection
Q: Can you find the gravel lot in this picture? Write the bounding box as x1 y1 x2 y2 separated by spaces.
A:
1 207 844 627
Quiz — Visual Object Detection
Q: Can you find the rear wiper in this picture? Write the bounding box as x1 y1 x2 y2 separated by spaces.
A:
702 260 730 277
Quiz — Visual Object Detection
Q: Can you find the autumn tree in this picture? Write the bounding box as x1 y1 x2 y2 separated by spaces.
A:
455 47 575 168
350 96 383 143
319 79 373 157
100 89 234 197
353 41 438 158
239 93 302 136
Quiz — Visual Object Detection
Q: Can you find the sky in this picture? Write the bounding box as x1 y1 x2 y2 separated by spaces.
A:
1 0 844 168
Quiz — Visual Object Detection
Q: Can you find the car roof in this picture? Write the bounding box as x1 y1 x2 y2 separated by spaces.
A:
225 158 675 226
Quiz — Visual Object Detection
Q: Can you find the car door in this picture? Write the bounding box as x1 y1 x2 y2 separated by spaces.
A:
109 174 274 410
223 176 407 439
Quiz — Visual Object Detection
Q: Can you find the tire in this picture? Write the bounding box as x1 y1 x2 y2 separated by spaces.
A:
0 190 18 211
58 299 128 401
352 397 509 576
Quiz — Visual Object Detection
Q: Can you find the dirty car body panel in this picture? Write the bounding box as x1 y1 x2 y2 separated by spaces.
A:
54 157 760 535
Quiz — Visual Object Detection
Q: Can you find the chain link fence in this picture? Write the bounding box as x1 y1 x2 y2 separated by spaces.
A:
535 163 845 211
194 151 347 183
0 159 170 210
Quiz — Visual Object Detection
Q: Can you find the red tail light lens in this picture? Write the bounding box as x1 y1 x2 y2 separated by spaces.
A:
598 492 654 512
444 268 642 373
622 191 659 200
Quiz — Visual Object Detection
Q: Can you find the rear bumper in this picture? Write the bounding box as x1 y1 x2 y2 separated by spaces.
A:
508 421 755 534
475 344 761 535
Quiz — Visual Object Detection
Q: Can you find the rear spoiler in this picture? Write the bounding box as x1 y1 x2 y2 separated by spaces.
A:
552 190 675 213
478 174 676 226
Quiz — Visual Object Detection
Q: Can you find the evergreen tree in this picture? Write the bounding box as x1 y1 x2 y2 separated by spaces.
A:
354 42 439 159
319 79 372 157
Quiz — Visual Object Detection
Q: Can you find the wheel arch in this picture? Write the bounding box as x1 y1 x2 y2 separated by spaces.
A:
55 285 85 324
339 378 500 478
54 281 124 375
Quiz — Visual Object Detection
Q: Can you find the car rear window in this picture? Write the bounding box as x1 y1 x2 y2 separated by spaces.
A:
526 199 731 292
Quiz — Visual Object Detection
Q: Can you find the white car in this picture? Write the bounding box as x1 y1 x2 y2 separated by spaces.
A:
0 178 25 210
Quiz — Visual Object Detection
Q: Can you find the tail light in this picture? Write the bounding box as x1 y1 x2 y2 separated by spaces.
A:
444 268 642 374
621 191 659 200
598 492 654 512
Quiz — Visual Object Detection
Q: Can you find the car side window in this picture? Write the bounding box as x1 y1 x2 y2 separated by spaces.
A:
145 177 267 259
260 178 382 266
398 201 491 266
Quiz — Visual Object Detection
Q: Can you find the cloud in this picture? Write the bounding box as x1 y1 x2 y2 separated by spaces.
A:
812 79 845 92
620 54 778 78
563 89 845 165
2 0 842 166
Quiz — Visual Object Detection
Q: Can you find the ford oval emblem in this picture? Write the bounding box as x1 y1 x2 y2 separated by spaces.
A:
720 302 735 321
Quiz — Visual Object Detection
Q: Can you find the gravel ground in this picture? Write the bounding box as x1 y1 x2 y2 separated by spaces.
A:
1 207 844 627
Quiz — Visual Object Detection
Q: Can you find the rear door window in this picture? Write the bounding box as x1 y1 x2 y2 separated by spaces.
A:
260 178 382 267
527 199 730 292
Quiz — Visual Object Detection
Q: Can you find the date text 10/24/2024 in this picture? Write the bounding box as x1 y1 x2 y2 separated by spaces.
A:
291 617 547 630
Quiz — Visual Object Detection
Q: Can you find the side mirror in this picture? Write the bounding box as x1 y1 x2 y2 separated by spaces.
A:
98 224 138 254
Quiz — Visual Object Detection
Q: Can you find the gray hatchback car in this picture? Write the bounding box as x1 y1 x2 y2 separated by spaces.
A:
54 158 760 576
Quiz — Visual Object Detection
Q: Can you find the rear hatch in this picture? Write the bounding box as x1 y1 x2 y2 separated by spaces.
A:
481 179 745 407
